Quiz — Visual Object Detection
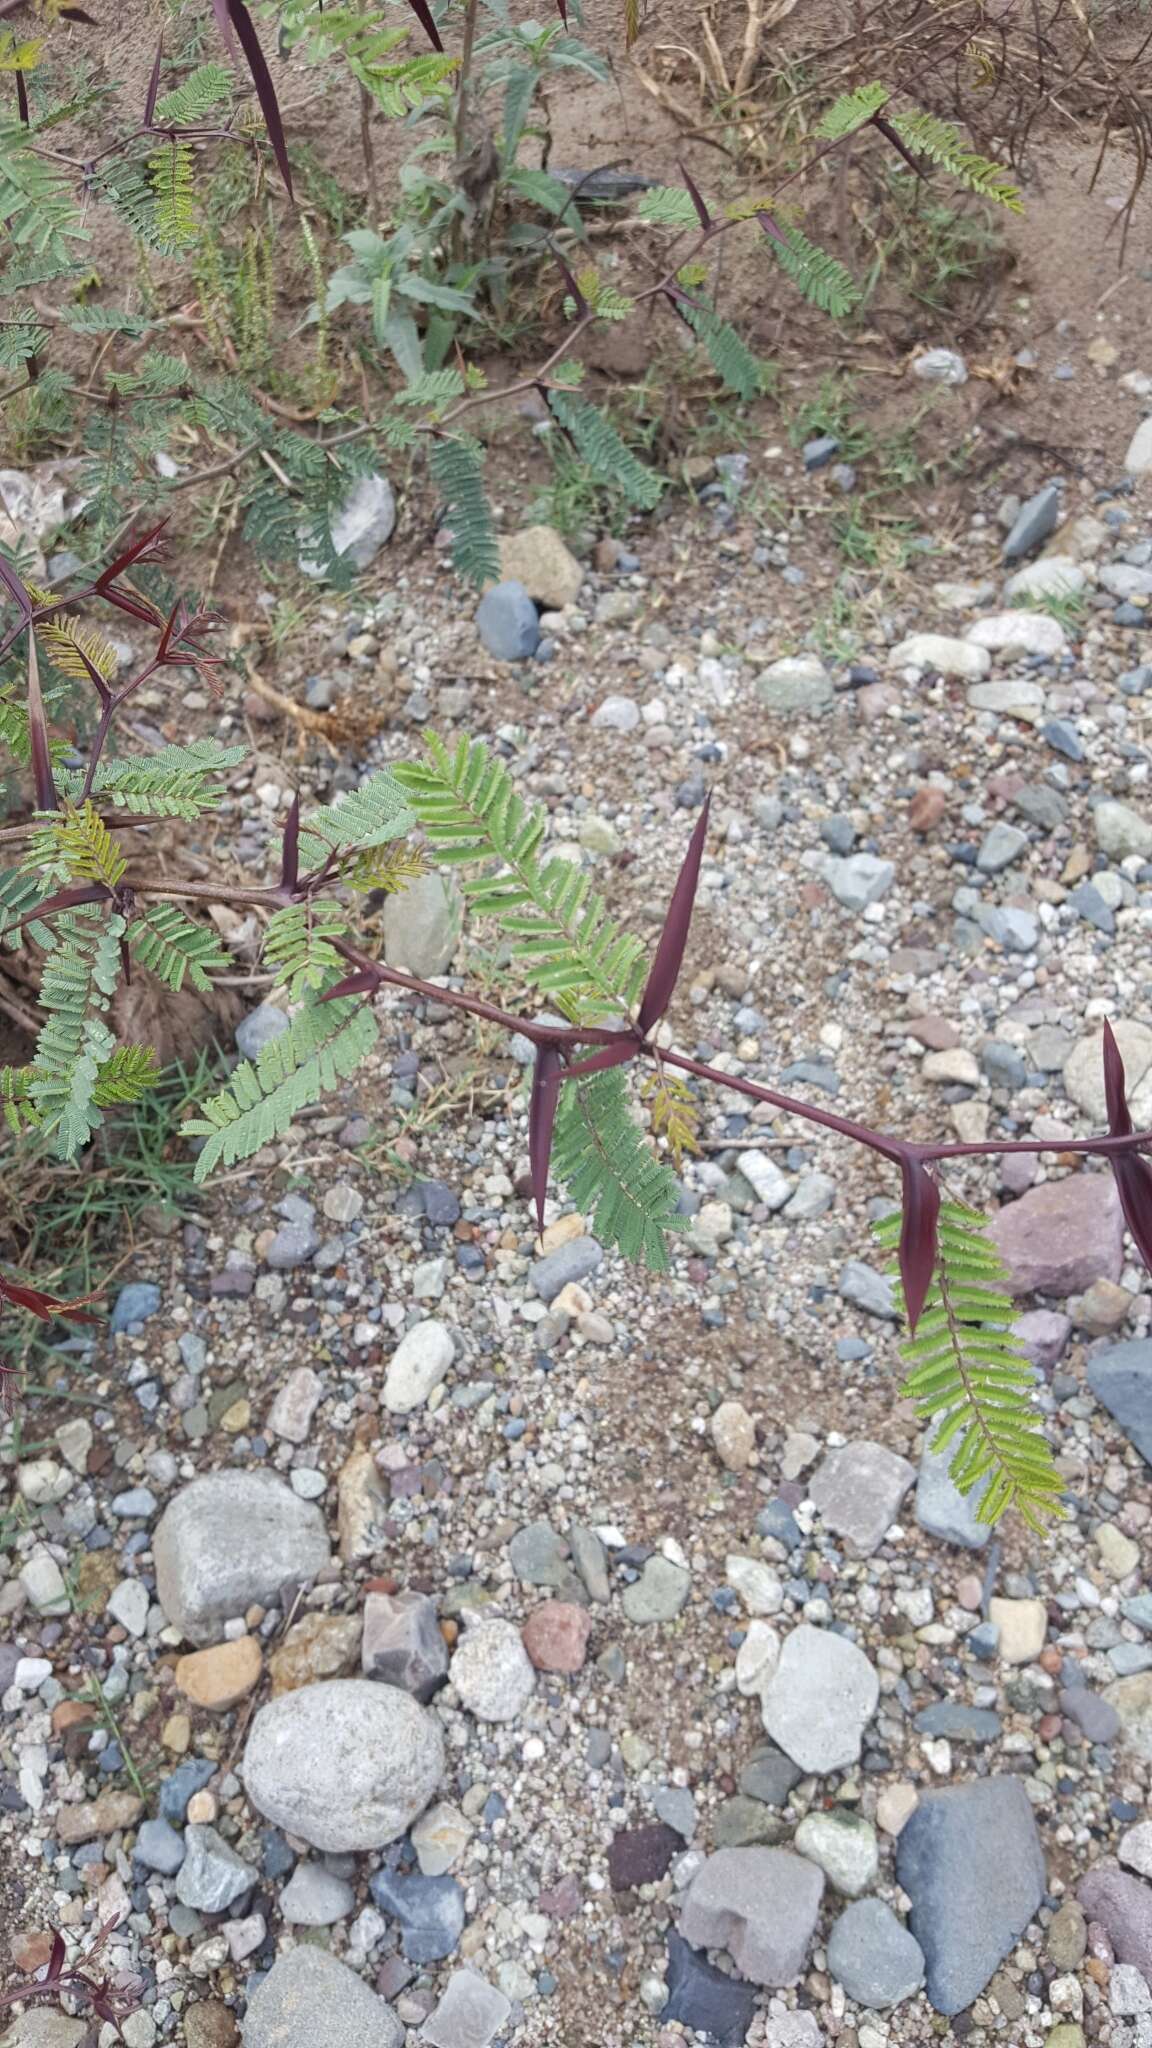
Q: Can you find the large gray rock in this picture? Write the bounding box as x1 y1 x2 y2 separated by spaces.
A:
154 1472 330 1645
760 1624 879 1773
1087 1340 1152 1468
449 1618 535 1721
915 1437 991 1549
1095 799 1152 863
242 1945 402 2048
989 1174 1124 1296
1 2017 86 2048
678 1847 823 1986
826 1897 926 2008
896 1777 1046 2015
242 1679 444 1851
381 871 462 979
808 1441 916 1556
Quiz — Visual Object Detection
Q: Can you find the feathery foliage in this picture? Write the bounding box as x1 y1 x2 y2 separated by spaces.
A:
888 110 1022 210
38 802 126 891
92 1044 161 1106
127 904 230 993
760 219 861 316
35 617 119 685
152 64 233 127
637 185 702 227
552 1066 684 1269
29 910 125 1158
184 993 380 1180
874 1200 1063 1531
0 122 87 261
149 141 198 252
428 436 501 591
297 771 415 868
263 901 352 999
392 733 647 1015
65 742 246 819
815 81 890 138
546 393 664 511
0 866 50 949
679 301 768 400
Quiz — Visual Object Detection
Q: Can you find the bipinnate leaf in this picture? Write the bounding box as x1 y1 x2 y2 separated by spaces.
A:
898 1156 940 1336
637 794 710 1033
1103 1017 1152 1276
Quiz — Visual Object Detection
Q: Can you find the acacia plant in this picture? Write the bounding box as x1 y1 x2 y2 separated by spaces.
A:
2 5 1020 582
1 531 1152 1531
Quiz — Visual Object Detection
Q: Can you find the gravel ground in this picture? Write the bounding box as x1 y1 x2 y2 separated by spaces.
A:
7 389 1152 2048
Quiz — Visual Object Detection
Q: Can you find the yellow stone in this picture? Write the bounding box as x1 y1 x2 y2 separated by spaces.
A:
539 1212 585 1253
220 1398 251 1434
162 1713 192 1755
175 1635 262 1711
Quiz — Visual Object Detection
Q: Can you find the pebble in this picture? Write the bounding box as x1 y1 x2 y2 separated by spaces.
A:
808 1440 916 1556
383 1319 455 1414
760 1624 880 1772
891 633 989 679
662 1929 756 2047
1087 1338 1152 1466
1077 1862 1152 1980
361 1590 448 1702
622 1555 691 1624
175 1825 256 1913
989 1173 1124 1295
271 1611 360 1695
266 1365 323 1443
825 854 896 913
422 1969 512 2048
368 1865 465 1962
522 1600 592 1672
988 1595 1048 1664
242 1679 445 1850
755 656 833 714
679 1847 824 1986
281 1860 357 1924
449 1618 536 1720
710 1400 756 1470
175 1636 262 1710
243 1945 402 2048
827 1897 926 2008
475 580 539 661
153 1471 330 1644
794 1809 879 1895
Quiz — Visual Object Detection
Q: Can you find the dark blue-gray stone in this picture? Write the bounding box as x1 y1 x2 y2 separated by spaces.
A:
662 1930 757 2047
476 581 540 661
827 1897 926 2008
1069 882 1116 935
1087 1339 1152 1465
913 1703 1002 1744
369 1867 464 1962
756 1499 803 1551
1042 719 1084 762
1002 484 1059 562
134 1816 186 1875
159 1758 216 1823
896 1777 1046 2015
803 435 840 472
110 1283 162 1334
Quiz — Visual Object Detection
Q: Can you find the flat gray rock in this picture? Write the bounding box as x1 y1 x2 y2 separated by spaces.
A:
808 1441 915 1556
678 1847 824 1986
916 1438 991 1550
1088 1339 1152 1467
896 1777 1046 2014
422 1968 512 2048
760 1624 879 1774
154 1471 330 1645
242 1679 444 1852
175 1824 256 1914
242 1944 402 2048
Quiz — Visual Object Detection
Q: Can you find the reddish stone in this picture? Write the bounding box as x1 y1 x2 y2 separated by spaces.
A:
538 1872 583 1919
989 1174 1124 1297
607 1822 681 1891
9 1930 54 1973
857 684 899 722
906 1016 960 1051
522 1600 592 1674
908 786 948 832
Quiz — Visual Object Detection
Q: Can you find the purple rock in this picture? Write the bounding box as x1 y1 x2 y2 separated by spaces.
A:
1060 1687 1121 1744
989 1175 1124 1297
1013 1309 1072 1371
1077 1862 1152 1981
607 1822 681 1890
361 1590 448 1704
